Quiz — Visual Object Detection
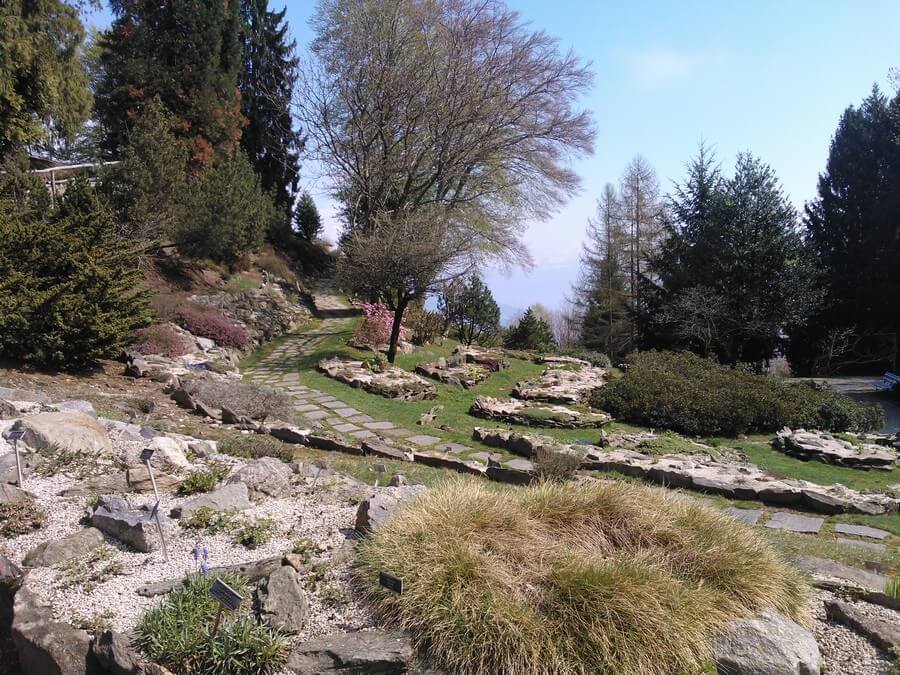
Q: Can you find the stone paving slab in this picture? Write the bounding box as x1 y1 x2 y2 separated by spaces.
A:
835 538 886 552
333 423 361 433
506 458 535 471
724 507 764 526
363 421 396 430
304 410 329 421
764 512 824 534
435 442 472 454
406 434 442 446
323 400 349 409
334 408 362 418
295 404 320 412
349 414 375 424
351 430 377 440
833 523 890 540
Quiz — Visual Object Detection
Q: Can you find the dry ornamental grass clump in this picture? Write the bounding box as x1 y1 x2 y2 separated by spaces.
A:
356 478 810 675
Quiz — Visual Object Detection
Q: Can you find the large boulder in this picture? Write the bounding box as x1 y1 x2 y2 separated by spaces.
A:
22 528 105 567
773 429 896 469
91 630 143 675
90 495 167 553
512 365 607 404
355 485 427 533
228 456 292 498
11 587 103 675
286 630 413 674
713 608 820 675
171 482 252 519
50 400 97 417
258 565 309 634
136 436 191 470
317 357 437 401
10 412 111 456
469 396 610 429
0 555 24 631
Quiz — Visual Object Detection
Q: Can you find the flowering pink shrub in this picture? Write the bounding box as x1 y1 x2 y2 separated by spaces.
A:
172 302 250 349
353 302 410 346
132 324 194 357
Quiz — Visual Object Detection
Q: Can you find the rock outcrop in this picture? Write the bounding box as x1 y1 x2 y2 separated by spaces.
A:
10 412 112 455
318 357 437 401
286 630 413 674
355 485 428 532
172 482 252 519
713 608 820 674
512 364 607 404
228 457 292 498
773 428 896 469
22 528 105 567
91 495 168 553
470 396 610 428
258 565 309 634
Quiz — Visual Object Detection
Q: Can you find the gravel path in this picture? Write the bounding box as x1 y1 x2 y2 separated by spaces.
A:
811 589 896 674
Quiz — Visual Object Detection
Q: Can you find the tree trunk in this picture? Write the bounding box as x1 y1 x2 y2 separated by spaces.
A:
387 299 408 363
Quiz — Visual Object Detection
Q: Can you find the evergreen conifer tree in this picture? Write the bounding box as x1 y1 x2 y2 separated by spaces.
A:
504 307 557 351
294 192 323 241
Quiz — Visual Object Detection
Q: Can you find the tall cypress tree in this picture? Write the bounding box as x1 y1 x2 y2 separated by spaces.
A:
240 0 301 220
788 86 900 374
96 0 244 165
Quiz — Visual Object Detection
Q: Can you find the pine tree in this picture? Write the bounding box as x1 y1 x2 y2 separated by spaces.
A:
439 274 501 346
789 86 900 374
96 0 244 164
240 0 301 218
574 184 632 358
0 176 150 369
504 307 557 352
294 192 323 241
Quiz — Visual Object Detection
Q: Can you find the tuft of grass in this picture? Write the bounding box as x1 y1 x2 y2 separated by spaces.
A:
885 576 900 599
532 447 582 482
180 507 276 550
232 517 276 550
178 465 228 496
217 434 294 463
59 545 125 592
137 573 287 675
0 500 47 537
291 538 322 564
180 507 239 534
356 478 809 675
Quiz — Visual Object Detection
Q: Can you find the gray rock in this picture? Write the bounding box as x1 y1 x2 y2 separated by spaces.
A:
286 630 413 674
269 425 311 445
713 608 820 674
91 495 167 553
228 456 292 497
0 482 30 504
60 472 131 497
50 400 97 417
773 428 896 469
22 527 105 567
794 556 888 593
763 512 824 534
12 587 103 675
91 630 143 675
0 387 49 403
355 486 427 533
505 458 535 472
10 412 112 455
171 482 252 519
824 599 900 651
0 555 24 632
725 507 764 525
833 523 890 540
137 556 283 597
0 399 16 419
187 440 217 458
141 436 191 470
125 466 179 494
258 565 309 634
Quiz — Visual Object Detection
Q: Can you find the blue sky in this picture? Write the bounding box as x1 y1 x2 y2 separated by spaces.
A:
86 1 899 321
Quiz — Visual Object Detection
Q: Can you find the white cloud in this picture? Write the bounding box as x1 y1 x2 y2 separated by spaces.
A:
617 47 699 89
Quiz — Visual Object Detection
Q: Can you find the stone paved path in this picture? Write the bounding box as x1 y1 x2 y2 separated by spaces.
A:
241 290 480 457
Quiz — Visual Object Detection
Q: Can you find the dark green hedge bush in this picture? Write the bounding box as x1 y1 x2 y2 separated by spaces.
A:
590 351 884 436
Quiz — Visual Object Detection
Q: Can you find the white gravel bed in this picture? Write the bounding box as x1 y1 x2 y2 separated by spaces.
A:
3 458 374 639
811 590 894 674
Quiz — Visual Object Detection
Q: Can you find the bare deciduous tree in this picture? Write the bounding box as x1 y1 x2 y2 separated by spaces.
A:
298 0 595 360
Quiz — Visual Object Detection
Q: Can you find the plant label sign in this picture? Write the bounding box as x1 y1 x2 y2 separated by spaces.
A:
209 578 243 611
4 430 25 442
374 463 387 474
379 571 403 594
140 447 155 462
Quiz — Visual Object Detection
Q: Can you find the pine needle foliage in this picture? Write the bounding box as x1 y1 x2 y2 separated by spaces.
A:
0 177 150 369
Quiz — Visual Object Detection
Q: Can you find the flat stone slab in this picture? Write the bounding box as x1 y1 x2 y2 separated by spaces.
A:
836 538 886 552
505 458 535 471
764 512 824 534
364 421 395 430
833 523 890 540
349 414 374 424
333 423 360 433
405 435 441 446
334 408 361 418
295 404 321 413
351 430 377 439
725 507 764 525
435 442 472 454
323 400 349 409
303 410 329 421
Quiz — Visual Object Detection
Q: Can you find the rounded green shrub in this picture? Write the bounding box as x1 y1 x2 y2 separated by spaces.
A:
357 478 809 675
590 351 884 436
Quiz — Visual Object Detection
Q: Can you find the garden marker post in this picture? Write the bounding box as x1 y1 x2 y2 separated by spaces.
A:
4 430 26 487
141 447 169 562
312 459 327 487
209 577 243 638
374 463 386 487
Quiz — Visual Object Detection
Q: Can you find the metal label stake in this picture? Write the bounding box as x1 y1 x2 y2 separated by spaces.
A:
373 462 386 487
209 577 243 639
5 430 26 488
141 447 168 561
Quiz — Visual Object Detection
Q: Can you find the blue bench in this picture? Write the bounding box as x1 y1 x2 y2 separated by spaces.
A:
874 372 899 392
